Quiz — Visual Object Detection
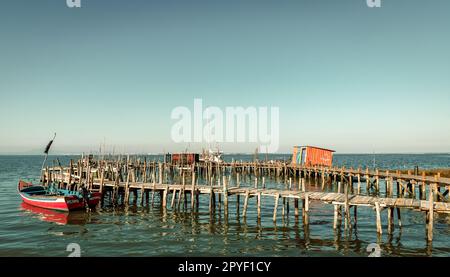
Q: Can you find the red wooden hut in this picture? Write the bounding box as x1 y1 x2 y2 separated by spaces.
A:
291 146 335 167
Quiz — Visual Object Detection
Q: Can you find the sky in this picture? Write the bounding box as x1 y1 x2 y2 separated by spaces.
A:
0 0 449 154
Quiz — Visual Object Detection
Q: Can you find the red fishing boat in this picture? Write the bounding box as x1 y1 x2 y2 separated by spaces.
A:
18 180 101 212
18 133 101 212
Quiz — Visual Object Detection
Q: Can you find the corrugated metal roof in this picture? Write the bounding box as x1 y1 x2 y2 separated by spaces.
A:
293 145 336 152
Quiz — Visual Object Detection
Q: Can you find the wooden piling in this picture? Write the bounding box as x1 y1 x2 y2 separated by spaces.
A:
375 201 382 234
223 176 229 215
420 172 426 200
125 169 131 205
158 162 163 184
387 207 394 234
357 168 361 194
162 185 168 208
171 188 177 208
366 168 370 191
303 193 309 225
375 169 380 192
242 190 249 217
333 204 339 229
344 181 350 229
427 178 435 242
273 194 279 222
386 171 390 197
191 171 196 209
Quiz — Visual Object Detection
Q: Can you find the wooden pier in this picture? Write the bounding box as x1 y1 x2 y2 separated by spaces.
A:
43 157 450 242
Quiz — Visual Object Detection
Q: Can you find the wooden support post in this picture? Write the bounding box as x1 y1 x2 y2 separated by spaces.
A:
389 177 394 197
366 168 370 191
99 167 105 195
125 170 130 205
158 162 163 184
385 171 390 197
171 188 177 208
87 164 91 191
420 172 426 200
433 174 439 201
139 185 145 206
178 172 186 208
75 164 81 190
314 168 318 182
113 171 119 205
411 179 416 198
375 169 380 192
223 176 228 215
427 178 435 242
398 179 404 197
242 190 249 217
387 207 394 234
143 160 147 183
273 194 280 222
162 185 168 208
237 173 240 188
191 172 196 210
375 202 382 234
321 168 325 189
348 172 353 194
257 192 261 220
151 174 156 205
357 168 361 194
68 160 73 186
333 204 339 229
303 193 309 225
344 182 350 229
397 207 402 228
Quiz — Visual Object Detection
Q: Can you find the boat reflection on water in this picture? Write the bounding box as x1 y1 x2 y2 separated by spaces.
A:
20 202 89 225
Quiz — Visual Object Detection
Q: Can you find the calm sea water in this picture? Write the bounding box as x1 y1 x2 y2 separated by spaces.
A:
0 154 449 257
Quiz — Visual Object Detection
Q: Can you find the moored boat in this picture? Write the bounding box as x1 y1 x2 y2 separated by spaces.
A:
18 180 101 212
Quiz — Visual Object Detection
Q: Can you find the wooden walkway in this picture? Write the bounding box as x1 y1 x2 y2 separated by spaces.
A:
43 157 450 242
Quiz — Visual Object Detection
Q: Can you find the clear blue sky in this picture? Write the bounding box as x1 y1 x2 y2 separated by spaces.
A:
0 0 449 154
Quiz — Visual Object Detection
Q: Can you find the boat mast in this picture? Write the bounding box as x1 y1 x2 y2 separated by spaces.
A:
41 133 56 172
